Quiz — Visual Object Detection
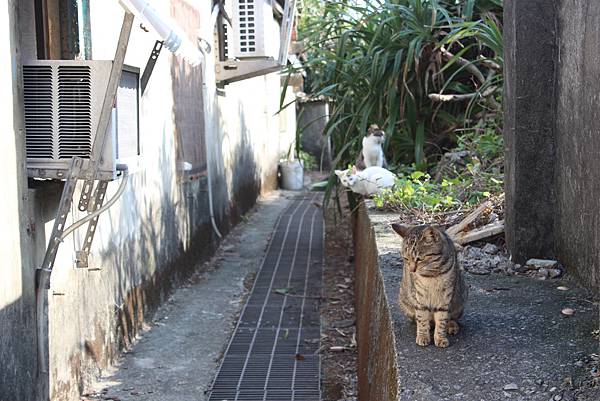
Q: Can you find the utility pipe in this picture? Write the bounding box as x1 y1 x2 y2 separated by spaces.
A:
119 0 203 66
121 0 223 238
60 166 129 241
198 3 223 239
36 166 128 377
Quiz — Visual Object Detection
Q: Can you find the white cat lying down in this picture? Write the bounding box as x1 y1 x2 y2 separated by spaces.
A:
335 166 396 196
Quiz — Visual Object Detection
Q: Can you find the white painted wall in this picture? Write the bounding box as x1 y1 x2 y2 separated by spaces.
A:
0 2 38 400
1 1 298 399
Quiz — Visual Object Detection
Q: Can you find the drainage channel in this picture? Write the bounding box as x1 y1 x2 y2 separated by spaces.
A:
208 194 323 401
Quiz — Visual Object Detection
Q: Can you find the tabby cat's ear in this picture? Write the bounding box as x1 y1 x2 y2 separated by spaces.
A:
391 223 410 238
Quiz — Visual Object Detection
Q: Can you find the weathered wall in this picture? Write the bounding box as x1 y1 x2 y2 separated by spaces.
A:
298 100 330 170
353 201 398 401
0 2 38 401
503 0 557 264
0 1 296 400
553 0 600 287
504 1 600 288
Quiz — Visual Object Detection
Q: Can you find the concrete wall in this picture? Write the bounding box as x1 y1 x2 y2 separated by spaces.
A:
298 100 330 170
503 0 557 263
0 2 38 401
504 1 600 288
353 201 399 401
0 1 296 400
553 0 600 288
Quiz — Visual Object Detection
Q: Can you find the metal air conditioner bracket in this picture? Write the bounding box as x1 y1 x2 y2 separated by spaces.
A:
215 59 283 85
35 12 135 284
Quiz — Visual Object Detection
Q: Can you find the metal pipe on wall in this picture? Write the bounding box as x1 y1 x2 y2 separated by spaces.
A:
198 3 223 239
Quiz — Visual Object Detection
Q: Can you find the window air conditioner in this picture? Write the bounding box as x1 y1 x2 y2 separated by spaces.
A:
22 60 140 181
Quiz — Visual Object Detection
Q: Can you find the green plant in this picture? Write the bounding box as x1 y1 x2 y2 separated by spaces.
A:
299 150 318 170
374 171 459 211
284 0 504 205
374 117 504 212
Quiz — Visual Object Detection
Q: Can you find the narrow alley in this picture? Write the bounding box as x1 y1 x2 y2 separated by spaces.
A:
84 192 324 401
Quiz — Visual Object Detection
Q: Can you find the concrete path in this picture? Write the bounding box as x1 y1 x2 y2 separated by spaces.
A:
86 192 293 401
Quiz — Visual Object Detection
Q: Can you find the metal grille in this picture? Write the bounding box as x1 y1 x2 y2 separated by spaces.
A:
209 195 323 401
236 0 257 53
57 65 92 158
23 66 54 159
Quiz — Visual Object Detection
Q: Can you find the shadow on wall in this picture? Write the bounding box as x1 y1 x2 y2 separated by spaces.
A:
228 102 261 226
0 298 37 401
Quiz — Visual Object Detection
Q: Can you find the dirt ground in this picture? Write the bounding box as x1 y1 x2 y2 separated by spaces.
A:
321 195 358 401
369 203 600 401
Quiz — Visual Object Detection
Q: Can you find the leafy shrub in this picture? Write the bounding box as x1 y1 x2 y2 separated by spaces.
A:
289 0 503 170
374 119 504 212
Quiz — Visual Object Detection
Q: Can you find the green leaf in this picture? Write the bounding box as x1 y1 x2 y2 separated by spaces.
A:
410 171 425 180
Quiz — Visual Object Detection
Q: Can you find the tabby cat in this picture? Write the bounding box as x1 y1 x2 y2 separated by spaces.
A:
391 223 468 348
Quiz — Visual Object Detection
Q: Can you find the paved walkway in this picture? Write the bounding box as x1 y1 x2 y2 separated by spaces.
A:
86 192 324 401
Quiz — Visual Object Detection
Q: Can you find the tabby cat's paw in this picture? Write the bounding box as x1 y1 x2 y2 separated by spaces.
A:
447 320 460 336
434 336 450 348
415 335 431 347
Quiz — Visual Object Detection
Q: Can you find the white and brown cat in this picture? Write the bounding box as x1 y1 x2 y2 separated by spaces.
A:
356 124 387 170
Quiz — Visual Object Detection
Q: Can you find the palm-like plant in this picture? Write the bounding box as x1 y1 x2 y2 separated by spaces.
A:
286 0 503 198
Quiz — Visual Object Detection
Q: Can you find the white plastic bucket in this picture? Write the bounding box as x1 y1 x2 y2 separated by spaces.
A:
280 160 304 190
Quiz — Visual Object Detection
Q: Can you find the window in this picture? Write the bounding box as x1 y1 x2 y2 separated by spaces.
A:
115 67 140 162
34 0 92 60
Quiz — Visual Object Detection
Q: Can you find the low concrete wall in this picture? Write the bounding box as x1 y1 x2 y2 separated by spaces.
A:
353 201 399 401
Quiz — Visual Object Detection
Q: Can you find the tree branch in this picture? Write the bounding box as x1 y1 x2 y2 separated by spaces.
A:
479 58 502 72
428 86 498 103
440 47 485 84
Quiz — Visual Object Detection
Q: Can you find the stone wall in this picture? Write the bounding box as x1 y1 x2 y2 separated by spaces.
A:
504 0 600 288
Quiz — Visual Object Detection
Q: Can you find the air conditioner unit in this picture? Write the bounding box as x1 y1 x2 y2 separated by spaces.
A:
22 60 140 181
230 0 279 59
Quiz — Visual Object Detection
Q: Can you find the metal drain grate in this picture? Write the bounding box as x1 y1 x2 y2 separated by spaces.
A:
209 195 324 401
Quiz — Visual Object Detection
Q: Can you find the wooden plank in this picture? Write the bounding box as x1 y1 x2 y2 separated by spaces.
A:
453 221 504 245
447 201 492 237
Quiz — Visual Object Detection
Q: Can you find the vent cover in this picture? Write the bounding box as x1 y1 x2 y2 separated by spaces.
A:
231 0 278 58
57 66 92 159
237 0 257 54
23 66 54 159
22 60 120 180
